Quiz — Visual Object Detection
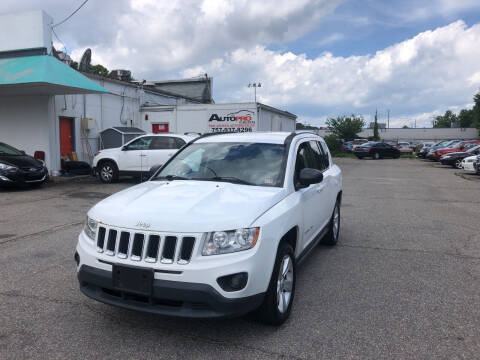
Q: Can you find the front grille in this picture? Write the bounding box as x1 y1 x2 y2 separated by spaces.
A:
95 226 198 265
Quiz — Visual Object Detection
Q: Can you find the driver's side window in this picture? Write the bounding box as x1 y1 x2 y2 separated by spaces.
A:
125 137 152 151
294 142 315 186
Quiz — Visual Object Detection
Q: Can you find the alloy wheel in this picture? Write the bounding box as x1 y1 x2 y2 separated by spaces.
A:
101 165 113 181
333 204 340 241
455 159 463 169
277 255 294 314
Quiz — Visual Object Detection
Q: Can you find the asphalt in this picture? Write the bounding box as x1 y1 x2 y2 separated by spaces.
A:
1 159 479 359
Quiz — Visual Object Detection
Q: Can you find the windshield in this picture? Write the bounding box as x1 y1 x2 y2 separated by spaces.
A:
153 142 286 187
446 141 461 148
0 142 23 156
467 145 480 153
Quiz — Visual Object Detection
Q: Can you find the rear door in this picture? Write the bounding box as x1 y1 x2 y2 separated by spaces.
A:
147 136 185 168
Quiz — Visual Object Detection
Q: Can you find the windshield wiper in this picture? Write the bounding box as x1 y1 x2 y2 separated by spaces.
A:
200 176 255 186
154 175 190 181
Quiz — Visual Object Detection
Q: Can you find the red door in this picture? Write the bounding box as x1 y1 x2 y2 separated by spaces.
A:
152 123 169 133
59 117 73 156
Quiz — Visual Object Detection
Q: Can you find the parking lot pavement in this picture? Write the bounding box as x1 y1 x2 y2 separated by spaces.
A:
1 159 479 359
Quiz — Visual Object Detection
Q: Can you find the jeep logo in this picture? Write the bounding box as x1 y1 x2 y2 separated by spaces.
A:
136 221 151 229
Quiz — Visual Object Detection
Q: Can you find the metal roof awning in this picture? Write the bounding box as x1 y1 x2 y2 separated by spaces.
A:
0 55 109 95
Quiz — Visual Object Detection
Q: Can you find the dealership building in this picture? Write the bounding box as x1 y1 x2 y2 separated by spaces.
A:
0 11 296 174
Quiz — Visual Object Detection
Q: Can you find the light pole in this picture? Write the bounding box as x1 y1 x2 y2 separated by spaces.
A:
248 82 261 102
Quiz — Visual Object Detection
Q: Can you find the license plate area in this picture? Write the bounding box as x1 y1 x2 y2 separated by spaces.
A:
112 264 153 295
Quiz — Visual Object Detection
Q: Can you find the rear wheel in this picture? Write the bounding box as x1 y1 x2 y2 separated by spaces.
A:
373 152 380 160
455 159 463 169
98 161 118 183
255 242 295 326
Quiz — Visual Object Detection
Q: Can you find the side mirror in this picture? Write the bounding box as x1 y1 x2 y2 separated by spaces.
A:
121 146 127 151
20 150 26 155
297 168 323 188
149 164 163 178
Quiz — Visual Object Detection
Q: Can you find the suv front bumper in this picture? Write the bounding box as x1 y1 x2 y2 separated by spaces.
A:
78 264 264 318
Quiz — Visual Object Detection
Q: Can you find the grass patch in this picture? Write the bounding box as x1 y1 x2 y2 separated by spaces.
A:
332 152 356 158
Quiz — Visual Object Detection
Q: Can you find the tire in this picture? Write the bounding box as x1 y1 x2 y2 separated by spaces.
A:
356 156 363 159
321 199 341 246
373 152 380 160
455 159 463 169
98 161 119 183
255 242 296 326
393 153 400 159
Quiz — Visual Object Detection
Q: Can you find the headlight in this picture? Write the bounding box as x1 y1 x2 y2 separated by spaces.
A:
0 162 17 171
467 159 475 163
202 228 259 256
84 216 98 241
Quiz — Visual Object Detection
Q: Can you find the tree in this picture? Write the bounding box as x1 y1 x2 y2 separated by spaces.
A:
89 64 109 77
458 109 474 128
296 123 319 130
402 125 409 129
326 114 365 141
324 134 341 154
473 92 480 128
373 109 379 140
432 110 458 128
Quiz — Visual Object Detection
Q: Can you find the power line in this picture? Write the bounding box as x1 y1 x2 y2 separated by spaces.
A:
52 0 89 28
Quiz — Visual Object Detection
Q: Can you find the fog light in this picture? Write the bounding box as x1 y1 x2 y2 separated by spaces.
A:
217 272 248 292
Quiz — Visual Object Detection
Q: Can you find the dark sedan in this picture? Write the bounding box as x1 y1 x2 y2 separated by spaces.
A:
0 142 48 187
440 144 480 168
353 142 401 159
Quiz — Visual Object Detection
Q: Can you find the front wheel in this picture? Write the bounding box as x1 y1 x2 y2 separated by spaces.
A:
322 199 340 246
98 161 119 183
255 242 295 326
455 159 463 169
373 152 380 160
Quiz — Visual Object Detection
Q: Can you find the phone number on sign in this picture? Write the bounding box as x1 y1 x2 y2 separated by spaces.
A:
210 128 253 133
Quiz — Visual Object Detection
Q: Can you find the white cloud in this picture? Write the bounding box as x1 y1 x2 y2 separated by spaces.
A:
182 21 480 125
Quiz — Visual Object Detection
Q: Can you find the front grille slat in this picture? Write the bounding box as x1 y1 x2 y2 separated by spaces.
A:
178 237 195 264
96 227 196 265
105 229 118 256
118 231 130 259
145 235 161 263
131 233 145 261
96 227 106 252
161 236 177 264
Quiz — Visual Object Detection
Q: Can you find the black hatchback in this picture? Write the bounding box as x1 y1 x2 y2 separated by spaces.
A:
353 142 401 159
0 142 48 187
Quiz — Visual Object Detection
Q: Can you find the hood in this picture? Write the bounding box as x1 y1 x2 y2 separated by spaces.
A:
0 154 43 168
97 147 121 155
89 180 287 233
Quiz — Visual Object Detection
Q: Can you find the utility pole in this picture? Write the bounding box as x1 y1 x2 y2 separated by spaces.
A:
248 82 261 102
387 109 390 129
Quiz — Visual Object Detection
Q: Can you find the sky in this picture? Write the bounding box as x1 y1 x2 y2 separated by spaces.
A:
2 0 480 128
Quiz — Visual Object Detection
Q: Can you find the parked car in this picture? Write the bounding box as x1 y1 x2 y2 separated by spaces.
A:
474 155 480 174
440 145 480 168
75 132 343 325
344 141 353 153
93 133 196 183
351 138 369 152
425 140 459 160
0 142 48 188
396 142 413 154
353 142 401 159
417 142 435 158
461 155 478 173
433 140 480 161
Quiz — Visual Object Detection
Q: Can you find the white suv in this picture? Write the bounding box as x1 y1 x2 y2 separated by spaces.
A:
76 132 343 325
93 133 196 183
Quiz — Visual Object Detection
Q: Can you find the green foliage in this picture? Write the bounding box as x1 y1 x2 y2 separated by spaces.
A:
296 123 319 130
324 134 342 154
326 114 365 141
373 110 379 140
89 64 109 77
458 109 474 128
70 61 78 70
432 110 458 128
402 125 409 129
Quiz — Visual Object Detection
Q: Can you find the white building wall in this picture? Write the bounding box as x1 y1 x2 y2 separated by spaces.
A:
0 96 52 167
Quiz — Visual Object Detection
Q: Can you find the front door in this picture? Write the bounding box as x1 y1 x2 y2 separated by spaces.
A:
59 117 74 156
294 141 327 252
119 136 152 172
